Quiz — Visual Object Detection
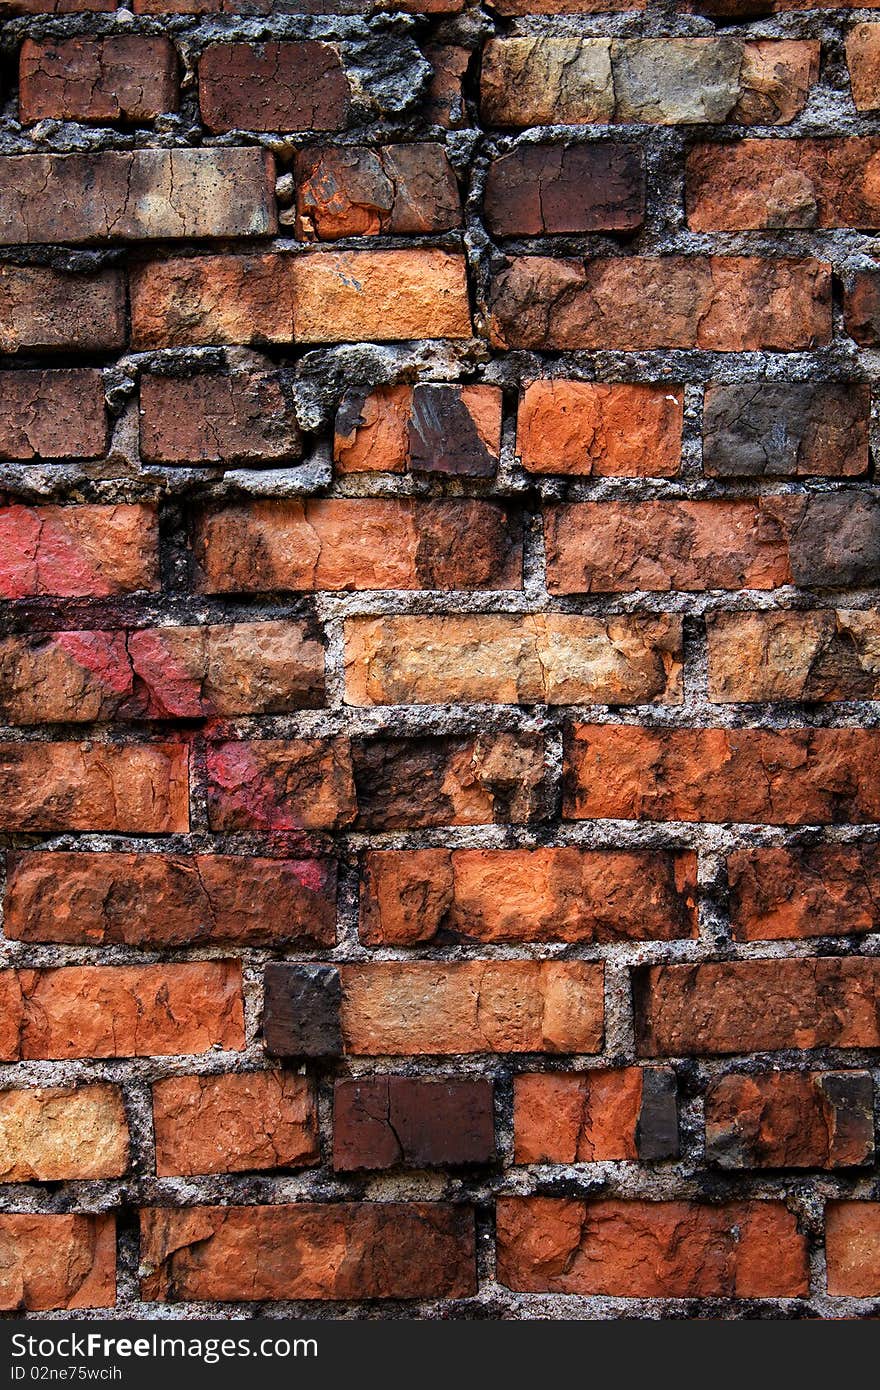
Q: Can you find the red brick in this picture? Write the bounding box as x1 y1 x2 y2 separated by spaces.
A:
517 381 682 477
635 959 880 1055
564 725 880 825
153 1072 318 1176
514 1068 678 1162
0 370 106 461
705 1071 874 1168
4 851 336 947
0 266 125 353
333 1077 495 1170
294 249 471 342
707 610 880 702
826 1204 880 1294
19 37 178 122
206 738 356 832
199 42 349 133
140 1204 474 1301
497 1198 807 1297
296 144 460 238
0 150 275 243
0 742 189 833
193 499 521 593
0 504 158 598
360 847 697 944
688 138 880 230
334 385 411 473
424 44 469 126
727 845 880 941
339 961 604 1054
846 24 880 111
0 1215 116 1312
139 372 300 466
0 962 244 1060
845 268 880 344
490 256 831 351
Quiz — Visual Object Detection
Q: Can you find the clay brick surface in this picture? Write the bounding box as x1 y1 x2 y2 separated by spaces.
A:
484 144 644 235
0 266 125 353
0 370 106 461
139 372 301 465
702 383 869 477
199 41 350 132
0 742 189 833
517 381 682 476
140 1204 475 1301
296 144 460 237
333 1078 495 1170
0 504 158 598
564 725 880 824
688 138 880 230
705 1072 874 1168
0 1085 129 1181
4 851 337 947
727 845 880 940
360 847 697 944
0 1215 116 1312
496 1198 808 1296
153 1072 318 1175
514 1069 679 1163
20 37 178 122
707 610 880 701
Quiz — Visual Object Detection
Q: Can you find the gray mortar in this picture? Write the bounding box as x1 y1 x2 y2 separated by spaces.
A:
1 0 880 1322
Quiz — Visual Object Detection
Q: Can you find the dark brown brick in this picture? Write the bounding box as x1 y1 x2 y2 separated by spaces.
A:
0 370 106 461
140 372 300 466
199 41 350 133
705 1071 875 1169
407 384 502 476
20 36 178 123
333 1077 496 1170
702 383 870 478
485 144 644 236
263 964 342 1059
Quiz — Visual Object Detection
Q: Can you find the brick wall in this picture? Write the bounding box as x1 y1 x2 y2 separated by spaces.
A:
0 0 879 1321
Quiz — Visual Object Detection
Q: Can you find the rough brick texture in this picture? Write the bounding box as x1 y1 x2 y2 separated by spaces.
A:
1 0 878 1326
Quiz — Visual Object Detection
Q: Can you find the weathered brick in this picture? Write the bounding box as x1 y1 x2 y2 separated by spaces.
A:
481 37 614 125
193 499 521 593
0 266 125 353
334 385 411 473
351 732 549 829
131 250 469 344
546 495 880 593
140 1204 475 1301
826 1204 880 1294
294 250 471 341
847 24 880 110
153 1072 318 1176
565 725 880 825
360 847 697 945
0 369 106 461
707 610 880 702
634 959 880 1054
545 500 790 593
517 381 682 477
0 150 275 243
424 44 469 126
0 621 323 724
705 1071 874 1169
339 961 604 1055
139 372 300 466
199 41 349 132
0 742 189 833
0 962 244 1060
407 384 501 476
702 383 869 477
493 0 643 9
206 739 356 832
263 964 343 1059
727 845 880 941
19 36 178 122
0 504 158 599
481 37 816 126
0 1085 128 1181
688 138 880 230
4 851 336 947
130 254 294 349
514 1068 679 1163
344 614 683 705
296 144 460 238
845 268 880 344
484 144 644 235
333 1077 495 1170
497 1198 807 1296
490 257 831 352
0 1215 116 1312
